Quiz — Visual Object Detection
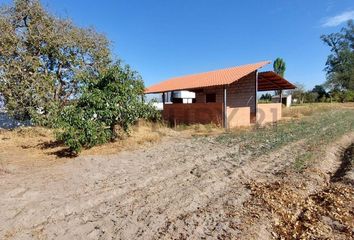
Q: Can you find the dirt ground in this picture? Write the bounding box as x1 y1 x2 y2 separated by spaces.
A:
0 106 353 239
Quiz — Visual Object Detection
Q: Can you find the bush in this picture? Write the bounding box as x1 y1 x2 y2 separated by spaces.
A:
56 105 112 153
259 93 272 102
343 90 354 102
56 62 160 153
330 90 354 102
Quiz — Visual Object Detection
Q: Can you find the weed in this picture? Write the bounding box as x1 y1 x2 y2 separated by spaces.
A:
294 152 313 172
216 109 354 157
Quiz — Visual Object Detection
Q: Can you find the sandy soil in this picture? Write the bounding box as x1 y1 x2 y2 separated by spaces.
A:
0 130 353 239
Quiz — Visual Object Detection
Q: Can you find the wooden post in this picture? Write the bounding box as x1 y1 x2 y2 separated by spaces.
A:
279 90 283 104
170 91 174 102
162 92 165 104
223 86 227 129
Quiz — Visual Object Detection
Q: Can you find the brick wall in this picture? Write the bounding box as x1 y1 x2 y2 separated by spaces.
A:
227 72 256 113
194 72 256 113
162 71 267 127
162 103 223 126
195 87 223 103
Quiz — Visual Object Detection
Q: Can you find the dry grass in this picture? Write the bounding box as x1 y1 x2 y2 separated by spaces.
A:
0 121 178 168
216 106 354 171
175 123 225 136
0 127 62 168
282 102 354 119
81 120 178 156
1 103 353 168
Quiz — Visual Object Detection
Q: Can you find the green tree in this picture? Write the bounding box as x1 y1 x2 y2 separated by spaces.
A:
0 0 111 122
56 62 160 153
321 20 354 91
259 93 272 102
311 85 328 102
273 58 286 96
329 89 354 102
273 58 286 77
304 91 318 103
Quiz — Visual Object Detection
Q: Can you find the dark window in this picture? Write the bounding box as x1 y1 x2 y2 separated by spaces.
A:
206 93 216 103
172 98 183 103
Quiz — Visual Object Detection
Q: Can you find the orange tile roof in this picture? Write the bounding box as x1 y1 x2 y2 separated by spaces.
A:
145 61 270 93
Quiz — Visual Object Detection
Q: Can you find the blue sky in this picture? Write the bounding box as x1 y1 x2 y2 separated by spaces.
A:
2 0 354 90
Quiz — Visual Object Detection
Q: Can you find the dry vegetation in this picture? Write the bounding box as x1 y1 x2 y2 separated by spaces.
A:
1 103 351 169
0 121 175 170
282 102 354 118
0 103 353 239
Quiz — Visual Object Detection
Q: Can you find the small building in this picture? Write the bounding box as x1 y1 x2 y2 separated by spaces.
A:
145 61 295 128
272 94 292 107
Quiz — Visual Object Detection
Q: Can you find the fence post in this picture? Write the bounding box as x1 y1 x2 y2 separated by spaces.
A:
223 86 228 129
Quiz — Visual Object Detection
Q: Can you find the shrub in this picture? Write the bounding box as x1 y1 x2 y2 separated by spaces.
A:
343 90 354 102
330 90 354 102
56 62 160 153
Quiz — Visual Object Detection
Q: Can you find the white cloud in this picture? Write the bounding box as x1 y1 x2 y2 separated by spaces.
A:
322 10 354 27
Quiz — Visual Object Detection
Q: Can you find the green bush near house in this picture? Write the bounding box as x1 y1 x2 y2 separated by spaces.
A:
56 62 160 153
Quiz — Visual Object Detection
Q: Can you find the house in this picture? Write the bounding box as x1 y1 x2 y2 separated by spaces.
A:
145 61 296 128
272 94 292 107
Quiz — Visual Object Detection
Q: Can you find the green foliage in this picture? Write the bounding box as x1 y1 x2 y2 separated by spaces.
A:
291 85 330 103
294 152 313 173
273 58 286 77
56 63 160 153
259 93 272 102
304 92 318 103
273 58 286 95
330 89 354 102
321 20 354 91
310 85 328 102
56 105 112 153
0 0 111 121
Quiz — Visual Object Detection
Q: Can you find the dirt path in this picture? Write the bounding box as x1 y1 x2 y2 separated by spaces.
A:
0 132 353 239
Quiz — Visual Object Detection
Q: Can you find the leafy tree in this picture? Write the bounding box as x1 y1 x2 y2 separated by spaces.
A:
311 85 328 101
304 92 318 103
321 20 354 91
273 58 286 77
329 89 354 102
0 0 111 121
56 62 160 153
273 58 286 96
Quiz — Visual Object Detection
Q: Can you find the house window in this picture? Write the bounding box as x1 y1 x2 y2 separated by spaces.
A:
206 93 216 103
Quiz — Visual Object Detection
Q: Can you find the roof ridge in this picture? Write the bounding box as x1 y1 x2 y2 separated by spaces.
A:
145 60 271 93
164 60 270 81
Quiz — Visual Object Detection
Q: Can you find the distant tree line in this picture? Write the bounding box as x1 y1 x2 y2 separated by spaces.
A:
262 21 354 104
261 82 354 105
319 20 354 102
289 84 335 104
299 20 354 103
